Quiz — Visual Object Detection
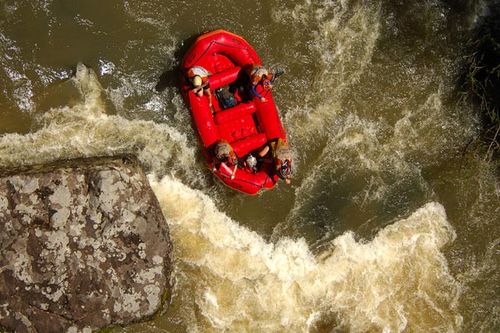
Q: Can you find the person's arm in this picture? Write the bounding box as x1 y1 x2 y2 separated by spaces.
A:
251 85 263 98
217 161 236 179
258 145 269 157
251 85 266 102
193 86 202 96
231 164 237 179
205 87 212 107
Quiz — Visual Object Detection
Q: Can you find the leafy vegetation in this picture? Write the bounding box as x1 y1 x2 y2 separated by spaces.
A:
461 2 500 160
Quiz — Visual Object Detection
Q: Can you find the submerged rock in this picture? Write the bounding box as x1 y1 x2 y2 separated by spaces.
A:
0 155 172 332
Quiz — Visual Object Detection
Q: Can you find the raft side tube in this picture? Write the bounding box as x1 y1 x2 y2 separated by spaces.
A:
254 96 286 141
232 133 267 158
209 66 241 90
214 103 256 125
188 92 219 148
182 30 261 70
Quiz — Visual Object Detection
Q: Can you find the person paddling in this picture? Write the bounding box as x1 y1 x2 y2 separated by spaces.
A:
187 66 212 106
213 141 238 179
247 65 284 102
271 138 292 184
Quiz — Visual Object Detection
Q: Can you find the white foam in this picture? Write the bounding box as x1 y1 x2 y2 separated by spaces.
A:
0 64 202 185
98 59 115 76
273 0 382 141
149 175 461 332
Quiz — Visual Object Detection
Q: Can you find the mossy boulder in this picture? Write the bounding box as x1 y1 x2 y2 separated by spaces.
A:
0 155 172 332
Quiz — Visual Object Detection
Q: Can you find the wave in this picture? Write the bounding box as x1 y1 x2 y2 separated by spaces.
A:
0 64 203 187
151 175 461 332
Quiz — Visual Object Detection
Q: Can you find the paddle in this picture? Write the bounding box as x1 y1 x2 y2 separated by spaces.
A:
273 67 285 80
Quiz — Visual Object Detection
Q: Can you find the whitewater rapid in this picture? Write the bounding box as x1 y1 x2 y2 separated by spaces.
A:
151 175 461 332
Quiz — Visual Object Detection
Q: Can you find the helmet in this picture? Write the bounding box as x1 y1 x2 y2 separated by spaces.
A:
246 154 257 169
274 139 291 161
192 75 202 87
215 141 235 163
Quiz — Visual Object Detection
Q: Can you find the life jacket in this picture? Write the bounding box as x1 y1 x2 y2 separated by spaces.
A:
272 139 292 179
277 159 291 180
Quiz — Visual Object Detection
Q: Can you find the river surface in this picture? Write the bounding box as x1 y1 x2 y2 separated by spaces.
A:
0 0 498 332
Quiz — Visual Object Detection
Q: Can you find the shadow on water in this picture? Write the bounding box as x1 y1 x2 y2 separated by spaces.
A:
458 0 500 159
155 34 200 92
440 0 482 14
155 68 180 92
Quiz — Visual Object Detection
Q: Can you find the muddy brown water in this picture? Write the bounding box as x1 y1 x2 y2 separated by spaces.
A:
0 0 498 332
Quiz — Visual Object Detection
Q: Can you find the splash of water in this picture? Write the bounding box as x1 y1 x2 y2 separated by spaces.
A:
273 0 382 142
0 64 202 185
150 175 462 332
269 0 478 246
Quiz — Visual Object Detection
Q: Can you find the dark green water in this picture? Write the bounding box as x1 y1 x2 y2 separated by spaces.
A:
0 0 498 332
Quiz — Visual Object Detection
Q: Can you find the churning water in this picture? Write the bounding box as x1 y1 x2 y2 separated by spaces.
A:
0 0 498 332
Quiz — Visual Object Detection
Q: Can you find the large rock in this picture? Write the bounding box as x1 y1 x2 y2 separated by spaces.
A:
0 155 172 332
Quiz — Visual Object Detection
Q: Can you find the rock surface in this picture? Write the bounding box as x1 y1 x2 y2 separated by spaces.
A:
0 155 172 332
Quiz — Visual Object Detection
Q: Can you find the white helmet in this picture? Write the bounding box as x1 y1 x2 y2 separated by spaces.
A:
246 154 257 169
192 75 202 87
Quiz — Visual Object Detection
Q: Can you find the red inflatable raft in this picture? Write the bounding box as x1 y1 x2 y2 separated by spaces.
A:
180 30 288 195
